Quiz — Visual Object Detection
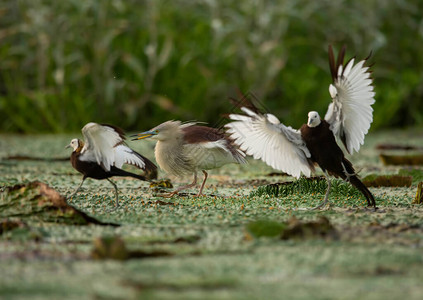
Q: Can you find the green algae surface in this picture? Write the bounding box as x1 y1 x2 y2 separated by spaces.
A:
1 129 423 299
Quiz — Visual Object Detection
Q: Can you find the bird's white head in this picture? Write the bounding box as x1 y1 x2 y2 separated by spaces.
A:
66 138 82 152
307 111 321 128
132 121 182 142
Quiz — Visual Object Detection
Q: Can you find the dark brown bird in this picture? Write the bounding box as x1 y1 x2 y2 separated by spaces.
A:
131 121 246 197
66 122 157 207
226 46 376 209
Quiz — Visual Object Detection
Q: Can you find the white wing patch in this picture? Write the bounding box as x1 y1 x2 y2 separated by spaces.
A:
80 122 146 171
225 108 313 178
325 58 375 154
114 144 146 169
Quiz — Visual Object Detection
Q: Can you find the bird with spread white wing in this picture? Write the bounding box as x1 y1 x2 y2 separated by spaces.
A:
131 121 246 197
225 45 376 209
66 122 157 207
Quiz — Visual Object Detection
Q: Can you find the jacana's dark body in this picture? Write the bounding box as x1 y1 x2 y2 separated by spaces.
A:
71 151 146 181
300 120 375 207
300 120 348 176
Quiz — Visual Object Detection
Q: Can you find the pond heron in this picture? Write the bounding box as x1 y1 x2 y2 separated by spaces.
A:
132 121 246 197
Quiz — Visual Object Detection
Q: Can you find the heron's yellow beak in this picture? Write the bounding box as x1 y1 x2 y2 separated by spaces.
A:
131 131 157 141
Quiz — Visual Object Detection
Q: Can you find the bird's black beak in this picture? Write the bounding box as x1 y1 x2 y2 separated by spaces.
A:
65 144 71 149
131 131 157 141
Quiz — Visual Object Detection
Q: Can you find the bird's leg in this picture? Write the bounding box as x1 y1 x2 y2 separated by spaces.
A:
161 173 198 198
68 177 86 200
106 178 119 208
196 170 208 196
312 172 331 210
341 162 356 182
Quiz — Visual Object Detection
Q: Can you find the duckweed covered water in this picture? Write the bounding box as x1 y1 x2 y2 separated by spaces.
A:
1 129 423 299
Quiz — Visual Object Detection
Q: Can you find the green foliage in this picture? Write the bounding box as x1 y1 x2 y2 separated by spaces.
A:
0 0 423 132
250 177 363 198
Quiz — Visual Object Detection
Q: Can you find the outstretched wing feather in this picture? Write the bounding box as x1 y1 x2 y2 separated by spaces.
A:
226 108 313 178
325 50 375 154
81 123 154 172
113 145 147 169
81 123 122 171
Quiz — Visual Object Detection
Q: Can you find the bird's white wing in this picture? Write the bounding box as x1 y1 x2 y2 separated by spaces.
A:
113 144 146 169
225 108 313 178
325 55 375 154
81 123 124 171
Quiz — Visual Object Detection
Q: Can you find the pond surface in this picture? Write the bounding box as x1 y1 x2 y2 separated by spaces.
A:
1 129 423 299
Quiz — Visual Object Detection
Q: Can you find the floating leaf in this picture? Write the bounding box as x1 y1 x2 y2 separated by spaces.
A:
376 144 422 151
0 219 27 235
379 154 423 166
0 219 47 241
91 236 129 260
265 172 288 177
91 236 173 260
5 155 68 162
280 216 338 240
1 182 118 226
246 220 287 238
246 217 338 240
362 175 412 187
172 235 201 244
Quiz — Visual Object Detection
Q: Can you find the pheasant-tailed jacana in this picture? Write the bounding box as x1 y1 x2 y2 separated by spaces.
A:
131 121 246 197
225 45 376 209
66 122 157 207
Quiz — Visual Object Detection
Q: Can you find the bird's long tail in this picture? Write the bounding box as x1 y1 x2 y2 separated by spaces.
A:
341 158 376 208
349 175 376 208
110 166 147 181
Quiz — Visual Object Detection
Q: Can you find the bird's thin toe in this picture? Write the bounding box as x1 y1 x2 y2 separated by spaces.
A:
159 192 178 198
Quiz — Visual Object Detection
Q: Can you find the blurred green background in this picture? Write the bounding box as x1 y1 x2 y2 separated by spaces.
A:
0 0 422 133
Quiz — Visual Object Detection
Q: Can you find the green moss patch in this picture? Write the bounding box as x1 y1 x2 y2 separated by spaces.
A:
250 177 363 199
